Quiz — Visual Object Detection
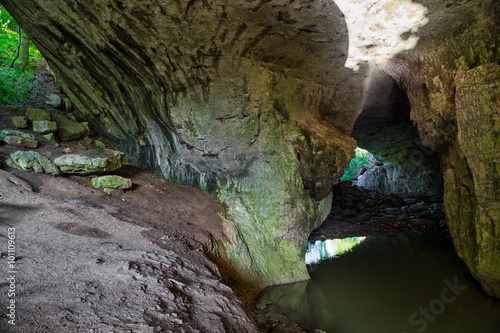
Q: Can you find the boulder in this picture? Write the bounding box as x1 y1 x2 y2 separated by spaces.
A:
3 105 22 117
53 113 89 141
9 151 60 175
46 94 62 108
33 120 58 134
1 130 38 149
54 149 126 174
91 175 132 189
11 116 28 129
93 140 106 149
43 133 59 142
26 108 51 122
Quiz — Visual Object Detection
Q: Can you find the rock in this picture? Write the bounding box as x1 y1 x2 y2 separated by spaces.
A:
53 113 89 141
63 98 72 111
54 149 126 174
10 116 28 129
9 151 60 175
80 137 93 147
62 147 71 154
43 133 59 142
390 193 406 207
33 120 58 134
93 140 106 149
3 105 22 117
91 175 132 190
103 188 124 197
26 108 51 122
47 94 62 108
1 130 38 149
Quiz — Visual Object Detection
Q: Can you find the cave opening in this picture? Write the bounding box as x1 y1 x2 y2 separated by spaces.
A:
349 69 443 203
256 72 500 333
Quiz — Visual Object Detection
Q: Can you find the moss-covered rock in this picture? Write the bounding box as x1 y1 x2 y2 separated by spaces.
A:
91 175 132 189
10 116 28 129
46 94 62 108
3 105 22 117
26 108 51 122
53 113 89 141
33 120 58 134
384 3 500 297
1 130 38 149
54 149 126 174
43 133 59 142
9 151 60 175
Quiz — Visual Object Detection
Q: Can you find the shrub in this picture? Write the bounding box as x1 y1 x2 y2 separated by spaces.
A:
0 66 35 104
340 147 371 182
1 5 44 105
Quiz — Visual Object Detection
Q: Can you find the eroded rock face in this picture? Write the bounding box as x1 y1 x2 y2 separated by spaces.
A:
384 0 500 297
1 0 357 289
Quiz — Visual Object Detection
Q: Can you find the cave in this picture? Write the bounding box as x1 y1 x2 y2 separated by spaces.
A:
0 0 499 332
351 68 443 201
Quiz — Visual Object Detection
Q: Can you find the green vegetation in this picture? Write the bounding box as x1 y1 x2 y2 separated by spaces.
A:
1 5 44 105
340 147 372 182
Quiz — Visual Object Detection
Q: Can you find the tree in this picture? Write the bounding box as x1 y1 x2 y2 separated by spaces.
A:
9 25 21 68
20 32 30 69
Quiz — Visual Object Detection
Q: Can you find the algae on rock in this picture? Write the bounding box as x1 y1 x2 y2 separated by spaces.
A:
9 151 60 175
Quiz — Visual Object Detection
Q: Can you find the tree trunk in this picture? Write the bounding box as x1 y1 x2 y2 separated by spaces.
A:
9 26 21 68
20 32 30 69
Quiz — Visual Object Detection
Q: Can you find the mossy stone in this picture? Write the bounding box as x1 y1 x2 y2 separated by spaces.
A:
53 113 89 141
3 106 22 117
1 130 38 149
43 133 59 142
54 149 126 174
10 151 60 175
93 140 106 149
26 108 51 122
46 94 62 108
33 120 58 134
91 175 132 189
10 116 28 129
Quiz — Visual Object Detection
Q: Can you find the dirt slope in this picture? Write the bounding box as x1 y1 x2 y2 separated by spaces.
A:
0 165 258 332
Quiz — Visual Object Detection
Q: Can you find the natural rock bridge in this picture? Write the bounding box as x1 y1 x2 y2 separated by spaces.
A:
2 0 499 298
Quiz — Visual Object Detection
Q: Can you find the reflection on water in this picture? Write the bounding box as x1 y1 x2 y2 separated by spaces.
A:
255 232 500 333
305 237 366 265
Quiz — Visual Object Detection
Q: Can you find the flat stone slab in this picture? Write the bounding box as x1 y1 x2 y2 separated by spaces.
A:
54 149 126 174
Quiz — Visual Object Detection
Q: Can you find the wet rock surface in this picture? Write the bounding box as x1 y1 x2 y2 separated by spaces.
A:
309 182 446 241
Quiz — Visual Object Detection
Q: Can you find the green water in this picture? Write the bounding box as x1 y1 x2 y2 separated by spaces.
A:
256 232 500 333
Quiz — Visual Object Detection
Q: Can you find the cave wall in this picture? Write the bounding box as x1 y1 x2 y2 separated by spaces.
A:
385 0 500 297
0 0 359 290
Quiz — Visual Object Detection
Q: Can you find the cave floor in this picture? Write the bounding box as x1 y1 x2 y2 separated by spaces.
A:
309 182 447 241
0 151 258 332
